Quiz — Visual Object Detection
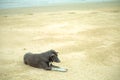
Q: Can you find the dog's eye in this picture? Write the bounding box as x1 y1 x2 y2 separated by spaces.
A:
52 55 56 58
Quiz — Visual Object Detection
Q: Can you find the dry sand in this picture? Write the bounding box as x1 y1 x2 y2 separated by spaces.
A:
0 1 120 80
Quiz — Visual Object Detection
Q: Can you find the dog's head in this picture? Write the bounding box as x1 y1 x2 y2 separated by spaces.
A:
49 50 60 63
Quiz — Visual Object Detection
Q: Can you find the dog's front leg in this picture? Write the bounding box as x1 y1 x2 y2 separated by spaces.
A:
50 64 60 68
40 62 52 70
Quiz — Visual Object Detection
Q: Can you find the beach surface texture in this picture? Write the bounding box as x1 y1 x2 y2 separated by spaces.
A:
0 0 120 80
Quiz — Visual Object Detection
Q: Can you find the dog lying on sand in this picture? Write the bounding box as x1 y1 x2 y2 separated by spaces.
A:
24 49 67 72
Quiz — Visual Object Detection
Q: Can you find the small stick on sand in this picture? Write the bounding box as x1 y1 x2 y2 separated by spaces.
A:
52 67 68 72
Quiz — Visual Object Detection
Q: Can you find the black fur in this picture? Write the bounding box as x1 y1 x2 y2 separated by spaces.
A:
24 50 60 70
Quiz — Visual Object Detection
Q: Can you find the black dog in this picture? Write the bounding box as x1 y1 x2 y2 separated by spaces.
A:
24 50 60 70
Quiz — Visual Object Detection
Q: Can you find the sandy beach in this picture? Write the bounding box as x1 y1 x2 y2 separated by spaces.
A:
0 1 120 80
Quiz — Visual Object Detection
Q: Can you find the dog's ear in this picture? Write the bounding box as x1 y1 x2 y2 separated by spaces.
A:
50 54 55 57
49 54 55 62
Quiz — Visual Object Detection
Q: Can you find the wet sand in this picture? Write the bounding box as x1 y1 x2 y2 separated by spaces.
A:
0 1 120 80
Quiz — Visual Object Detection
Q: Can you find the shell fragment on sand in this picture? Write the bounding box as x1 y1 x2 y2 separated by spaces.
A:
52 67 68 72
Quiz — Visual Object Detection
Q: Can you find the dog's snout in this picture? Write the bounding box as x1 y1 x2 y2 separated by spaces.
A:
56 59 61 63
